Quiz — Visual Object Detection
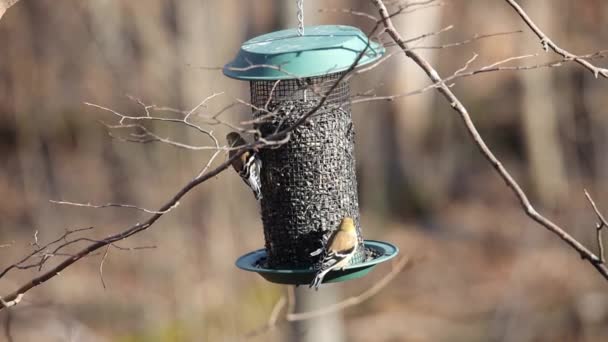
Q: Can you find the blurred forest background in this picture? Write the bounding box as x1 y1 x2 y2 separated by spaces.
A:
1 0 608 341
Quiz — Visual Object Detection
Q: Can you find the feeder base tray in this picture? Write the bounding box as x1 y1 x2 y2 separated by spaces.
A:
235 240 399 285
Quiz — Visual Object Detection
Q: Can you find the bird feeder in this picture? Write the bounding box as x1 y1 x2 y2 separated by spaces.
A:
225 25 398 285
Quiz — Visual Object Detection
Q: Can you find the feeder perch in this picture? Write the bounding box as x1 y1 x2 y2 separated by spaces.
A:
225 25 398 285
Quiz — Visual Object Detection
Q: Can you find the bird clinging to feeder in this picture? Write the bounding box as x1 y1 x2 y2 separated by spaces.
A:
310 217 359 290
227 132 263 200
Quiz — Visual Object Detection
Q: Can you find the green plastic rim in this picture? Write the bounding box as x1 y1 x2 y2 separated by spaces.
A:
235 240 399 285
223 25 385 80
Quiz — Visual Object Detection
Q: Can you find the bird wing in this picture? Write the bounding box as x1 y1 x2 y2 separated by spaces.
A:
327 229 357 255
318 230 357 269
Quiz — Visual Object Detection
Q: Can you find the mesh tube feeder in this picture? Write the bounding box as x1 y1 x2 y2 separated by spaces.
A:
225 25 398 285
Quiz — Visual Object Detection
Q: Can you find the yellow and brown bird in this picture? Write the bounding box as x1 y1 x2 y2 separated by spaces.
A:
226 132 263 200
310 217 358 290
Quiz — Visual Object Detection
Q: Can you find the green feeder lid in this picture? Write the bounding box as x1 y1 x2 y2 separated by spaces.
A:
235 240 399 285
223 25 385 80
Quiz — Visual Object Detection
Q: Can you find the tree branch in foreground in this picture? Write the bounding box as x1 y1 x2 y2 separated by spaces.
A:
0 22 385 309
3 0 606 313
372 0 608 280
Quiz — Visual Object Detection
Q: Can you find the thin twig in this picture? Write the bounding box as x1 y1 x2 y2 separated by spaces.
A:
479 53 538 70
184 92 224 121
0 227 95 280
99 245 110 290
101 122 223 151
585 189 607 263
86 93 222 148
50 200 180 215
110 244 157 251
453 53 479 75
196 149 223 179
504 0 608 78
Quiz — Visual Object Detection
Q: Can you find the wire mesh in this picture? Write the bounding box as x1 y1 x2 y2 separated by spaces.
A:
250 72 365 268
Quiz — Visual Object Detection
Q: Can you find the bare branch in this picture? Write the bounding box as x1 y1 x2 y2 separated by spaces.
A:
504 0 608 78
50 199 180 215
196 149 223 179
372 0 608 280
479 53 538 70
453 53 479 75
0 226 95 279
404 24 453 44
101 122 222 151
585 190 607 263
85 94 222 148
110 244 157 251
185 92 225 121
99 245 110 290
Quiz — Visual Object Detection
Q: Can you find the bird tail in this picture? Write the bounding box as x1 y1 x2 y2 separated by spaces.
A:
252 187 263 200
309 268 331 291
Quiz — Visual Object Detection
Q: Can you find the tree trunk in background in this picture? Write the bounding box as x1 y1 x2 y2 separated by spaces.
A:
291 286 344 342
519 0 568 207
386 5 443 218
390 7 442 150
563 0 607 194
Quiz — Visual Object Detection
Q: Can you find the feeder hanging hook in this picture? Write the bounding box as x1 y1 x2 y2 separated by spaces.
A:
296 0 304 36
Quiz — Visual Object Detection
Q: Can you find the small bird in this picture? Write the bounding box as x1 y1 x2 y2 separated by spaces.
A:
226 132 263 200
310 217 359 290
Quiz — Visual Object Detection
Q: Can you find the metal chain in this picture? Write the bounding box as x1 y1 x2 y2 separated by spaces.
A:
296 0 304 36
